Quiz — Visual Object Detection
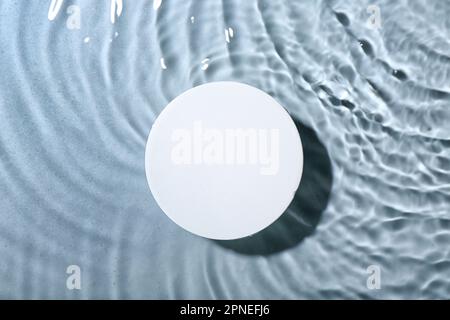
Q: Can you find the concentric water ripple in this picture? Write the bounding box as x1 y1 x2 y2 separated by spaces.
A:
0 0 449 299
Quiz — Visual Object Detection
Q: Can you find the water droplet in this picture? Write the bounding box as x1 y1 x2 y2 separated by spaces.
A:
225 27 234 43
153 0 162 11
110 0 123 24
201 58 210 71
84 37 90 43
160 58 167 70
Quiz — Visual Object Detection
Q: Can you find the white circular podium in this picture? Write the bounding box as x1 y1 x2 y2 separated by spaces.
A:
145 82 303 240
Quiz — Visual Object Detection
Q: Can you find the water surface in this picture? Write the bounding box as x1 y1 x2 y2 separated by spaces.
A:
0 0 449 299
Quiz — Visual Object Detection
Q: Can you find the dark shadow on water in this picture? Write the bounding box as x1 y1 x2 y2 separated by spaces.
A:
214 120 333 255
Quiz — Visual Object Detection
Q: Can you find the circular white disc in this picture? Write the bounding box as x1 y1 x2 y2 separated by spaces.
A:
145 82 303 240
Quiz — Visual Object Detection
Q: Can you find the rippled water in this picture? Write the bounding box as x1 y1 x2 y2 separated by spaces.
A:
0 0 449 299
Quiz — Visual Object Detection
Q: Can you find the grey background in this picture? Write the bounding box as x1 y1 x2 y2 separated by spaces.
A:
0 0 449 299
